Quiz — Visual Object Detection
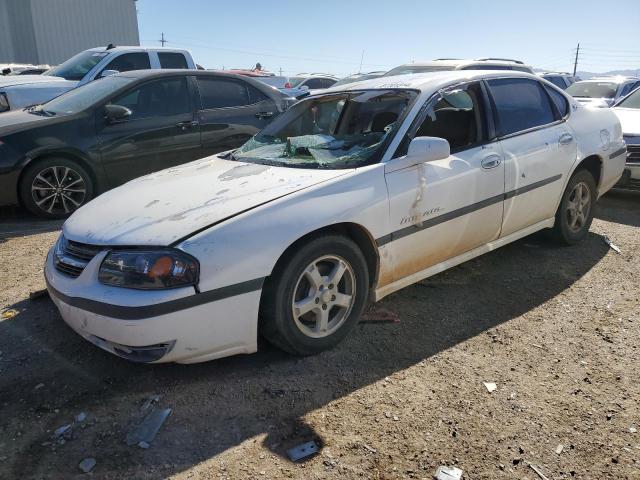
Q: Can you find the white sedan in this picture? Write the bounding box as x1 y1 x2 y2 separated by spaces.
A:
612 86 640 189
45 71 626 364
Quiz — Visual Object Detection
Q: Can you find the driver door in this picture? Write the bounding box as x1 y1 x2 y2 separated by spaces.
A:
383 82 505 284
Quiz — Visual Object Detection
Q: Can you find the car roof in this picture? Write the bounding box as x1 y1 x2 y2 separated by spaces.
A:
576 77 639 84
394 58 531 69
86 46 190 54
320 70 544 94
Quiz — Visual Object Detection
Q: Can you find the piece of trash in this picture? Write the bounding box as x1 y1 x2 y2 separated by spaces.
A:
360 306 400 324
630 426 637 433
362 443 377 454
531 344 545 350
75 412 87 423
1 309 18 320
125 407 172 446
54 424 72 438
434 465 463 480
140 395 161 414
34 383 45 391
138 441 150 449
78 457 96 473
528 463 550 480
286 440 320 462
603 236 621 254
555 444 564 454
483 382 497 393
29 289 48 300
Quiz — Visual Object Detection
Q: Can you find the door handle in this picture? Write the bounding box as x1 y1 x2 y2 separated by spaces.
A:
255 111 274 119
481 154 502 169
559 133 574 145
176 121 199 130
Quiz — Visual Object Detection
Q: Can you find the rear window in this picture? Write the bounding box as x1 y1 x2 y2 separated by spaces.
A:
158 52 189 69
487 78 556 136
544 76 566 89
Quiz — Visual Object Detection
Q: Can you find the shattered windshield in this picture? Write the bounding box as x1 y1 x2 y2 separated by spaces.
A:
234 90 417 169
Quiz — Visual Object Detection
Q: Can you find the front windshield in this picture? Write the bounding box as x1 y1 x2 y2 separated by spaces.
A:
234 90 417 169
383 65 451 77
44 50 109 81
30 76 133 116
566 81 617 99
616 87 640 108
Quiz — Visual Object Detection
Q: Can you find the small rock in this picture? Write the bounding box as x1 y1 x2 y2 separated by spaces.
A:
34 383 45 391
630 426 637 433
483 382 497 393
138 441 150 449
555 444 564 454
78 457 96 473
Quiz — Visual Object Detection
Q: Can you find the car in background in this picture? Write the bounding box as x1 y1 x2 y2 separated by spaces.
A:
0 70 291 218
281 73 338 97
566 77 640 107
0 45 196 113
8 67 49 75
43 70 624 364
384 58 534 77
539 72 578 90
1 64 51 76
331 71 386 87
612 86 640 190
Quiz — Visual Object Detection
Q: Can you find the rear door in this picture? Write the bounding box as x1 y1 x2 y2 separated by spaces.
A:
96 75 201 186
486 77 576 237
195 76 279 156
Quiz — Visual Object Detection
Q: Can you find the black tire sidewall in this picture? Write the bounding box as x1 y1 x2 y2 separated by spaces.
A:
20 158 94 219
263 235 369 355
555 169 596 245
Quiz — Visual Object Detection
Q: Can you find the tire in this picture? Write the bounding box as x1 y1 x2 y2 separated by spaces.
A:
260 235 369 356
19 157 94 219
552 169 597 245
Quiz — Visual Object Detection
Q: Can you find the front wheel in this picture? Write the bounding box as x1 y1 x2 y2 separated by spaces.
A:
260 235 369 356
19 158 94 219
552 169 596 245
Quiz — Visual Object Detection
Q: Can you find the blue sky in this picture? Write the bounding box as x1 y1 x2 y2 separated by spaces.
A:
137 0 640 76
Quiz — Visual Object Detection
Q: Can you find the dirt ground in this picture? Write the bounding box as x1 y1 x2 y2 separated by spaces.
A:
0 191 638 480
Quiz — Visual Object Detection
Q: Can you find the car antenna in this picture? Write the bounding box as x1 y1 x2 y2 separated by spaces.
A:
106 43 116 50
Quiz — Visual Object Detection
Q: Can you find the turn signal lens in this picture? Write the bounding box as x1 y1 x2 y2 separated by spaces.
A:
99 249 199 290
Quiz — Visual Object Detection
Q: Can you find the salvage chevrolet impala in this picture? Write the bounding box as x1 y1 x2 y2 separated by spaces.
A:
45 71 626 364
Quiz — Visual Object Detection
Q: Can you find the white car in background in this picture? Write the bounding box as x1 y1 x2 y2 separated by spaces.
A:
566 77 640 108
612 86 640 189
384 58 535 77
45 71 625 364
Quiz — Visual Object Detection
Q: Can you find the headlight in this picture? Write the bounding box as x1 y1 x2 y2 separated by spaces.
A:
98 249 199 290
0 93 9 112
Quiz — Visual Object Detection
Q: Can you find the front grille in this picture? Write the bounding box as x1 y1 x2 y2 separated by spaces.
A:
54 236 104 278
627 144 640 163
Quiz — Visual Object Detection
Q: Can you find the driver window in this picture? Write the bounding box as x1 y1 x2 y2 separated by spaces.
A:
110 77 190 120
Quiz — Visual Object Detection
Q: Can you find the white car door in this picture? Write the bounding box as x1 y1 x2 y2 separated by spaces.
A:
382 82 505 284
486 78 577 237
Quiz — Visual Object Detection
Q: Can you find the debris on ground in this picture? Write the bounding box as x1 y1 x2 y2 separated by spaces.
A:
434 465 463 480
528 462 550 480
74 412 87 423
630 426 637 433
78 457 96 473
126 407 172 446
53 424 72 439
0 309 18 319
34 383 45 391
362 443 377 454
360 306 400 324
555 444 564 454
286 440 320 462
140 395 161 414
138 441 150 449
28 289 48 300
603 236 621 254
483 382 497 393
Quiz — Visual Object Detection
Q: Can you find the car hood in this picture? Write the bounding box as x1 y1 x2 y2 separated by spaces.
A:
0 75 75 88
64 156 352 246
612 108 640 136
0 109 55 134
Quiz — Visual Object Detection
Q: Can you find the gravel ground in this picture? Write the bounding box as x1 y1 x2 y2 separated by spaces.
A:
0 191 638 480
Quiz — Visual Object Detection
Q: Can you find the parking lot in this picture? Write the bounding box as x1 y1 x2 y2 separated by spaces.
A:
0 191 637 479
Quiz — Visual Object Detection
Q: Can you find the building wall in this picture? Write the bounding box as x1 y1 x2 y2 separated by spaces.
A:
0 0 139 65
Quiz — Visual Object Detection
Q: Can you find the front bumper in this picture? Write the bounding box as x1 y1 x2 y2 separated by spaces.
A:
45 248 262 364
0 169 19 207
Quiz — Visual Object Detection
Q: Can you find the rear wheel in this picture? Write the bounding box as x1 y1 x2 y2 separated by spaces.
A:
260 235 369 356
552 169 596 245
19 158 93 219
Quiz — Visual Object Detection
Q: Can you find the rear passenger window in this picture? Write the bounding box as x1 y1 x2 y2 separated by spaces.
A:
158 52 189 69
103 53 150 73
545 85 569 118
197 78 251 109
411 83 485 152
487 78 555 136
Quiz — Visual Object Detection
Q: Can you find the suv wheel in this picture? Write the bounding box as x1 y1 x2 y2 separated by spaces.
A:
20 158 93 219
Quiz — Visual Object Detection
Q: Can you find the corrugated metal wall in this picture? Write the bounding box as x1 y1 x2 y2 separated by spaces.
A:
0 0 139 65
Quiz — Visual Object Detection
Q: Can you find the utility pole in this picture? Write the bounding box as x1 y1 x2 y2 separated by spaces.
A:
359 50 365 73
159 32 167 47
279 67 283 76
573 42 580 76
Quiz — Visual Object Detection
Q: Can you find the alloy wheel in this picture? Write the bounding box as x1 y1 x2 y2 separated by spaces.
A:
566 181 591 233
31 166 86 215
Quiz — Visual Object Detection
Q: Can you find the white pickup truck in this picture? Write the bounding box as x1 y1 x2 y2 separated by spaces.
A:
0 46 196 113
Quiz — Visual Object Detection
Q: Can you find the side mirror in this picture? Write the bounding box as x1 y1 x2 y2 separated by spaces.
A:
100 69 119 78
408 136 450 162
104 104 132 123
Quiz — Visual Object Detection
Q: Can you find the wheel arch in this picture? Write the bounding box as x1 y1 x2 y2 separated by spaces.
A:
572 154 603 190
